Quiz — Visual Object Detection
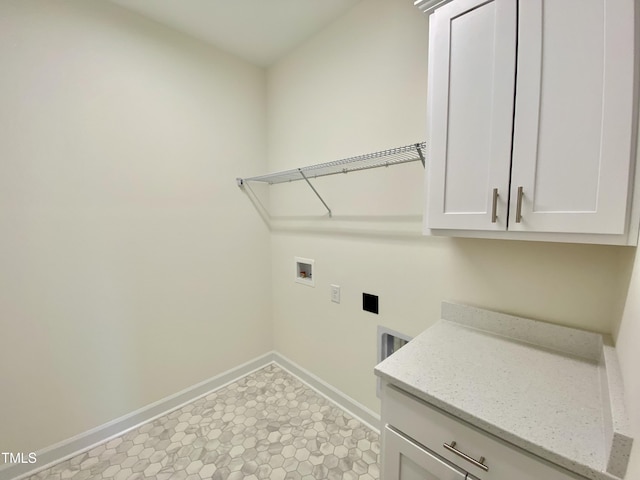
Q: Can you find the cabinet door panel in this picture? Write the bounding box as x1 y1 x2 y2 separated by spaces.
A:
426 0 516 230
510 0 635 234
382 426 467 480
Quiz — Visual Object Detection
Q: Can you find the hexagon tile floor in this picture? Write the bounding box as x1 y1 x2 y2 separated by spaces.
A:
27 364 380 480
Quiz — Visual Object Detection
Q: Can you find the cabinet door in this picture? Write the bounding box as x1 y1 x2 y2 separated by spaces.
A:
426 0 516 230
382 426 467 480
509 0 635 234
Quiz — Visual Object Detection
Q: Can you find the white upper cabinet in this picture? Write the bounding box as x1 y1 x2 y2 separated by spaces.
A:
427 0 516 231
424 0 638 244
510 0 635 235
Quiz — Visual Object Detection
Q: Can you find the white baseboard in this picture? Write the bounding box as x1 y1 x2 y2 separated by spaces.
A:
272 352 381 434
1 351 380 480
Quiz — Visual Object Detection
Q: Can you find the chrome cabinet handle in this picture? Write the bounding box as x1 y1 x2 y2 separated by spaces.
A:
515 186 524 223
491 188 499 223
443 441 489 472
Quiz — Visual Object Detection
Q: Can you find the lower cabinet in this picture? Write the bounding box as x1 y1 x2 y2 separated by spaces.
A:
381 383 585 480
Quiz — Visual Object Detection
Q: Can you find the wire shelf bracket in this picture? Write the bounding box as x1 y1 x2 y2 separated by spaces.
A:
237 141 426 217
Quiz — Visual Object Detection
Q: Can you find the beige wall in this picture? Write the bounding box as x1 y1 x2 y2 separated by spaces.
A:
616 248 640 477
267 0 635 415
1 0 637 473
0 1 271 452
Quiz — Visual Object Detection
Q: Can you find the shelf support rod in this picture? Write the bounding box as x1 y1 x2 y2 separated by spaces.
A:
298 169 332 217
416 143 426 168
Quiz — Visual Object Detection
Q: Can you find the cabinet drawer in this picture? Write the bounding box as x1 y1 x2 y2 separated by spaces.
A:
382 384 583 480
383 425 467 480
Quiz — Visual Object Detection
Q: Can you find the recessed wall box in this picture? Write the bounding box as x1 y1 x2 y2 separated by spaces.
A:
363 293 379 314
295 257 315 287
376 326 412 397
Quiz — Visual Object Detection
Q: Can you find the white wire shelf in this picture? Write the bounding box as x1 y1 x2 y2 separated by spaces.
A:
236 142 426 217
237 142 426 186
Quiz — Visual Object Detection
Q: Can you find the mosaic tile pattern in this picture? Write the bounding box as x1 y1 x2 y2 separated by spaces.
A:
28 364 380 480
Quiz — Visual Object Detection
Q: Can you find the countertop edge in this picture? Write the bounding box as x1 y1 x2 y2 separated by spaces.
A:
601 344 634 478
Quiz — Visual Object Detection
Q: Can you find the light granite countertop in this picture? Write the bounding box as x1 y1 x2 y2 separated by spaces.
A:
374 302 633 480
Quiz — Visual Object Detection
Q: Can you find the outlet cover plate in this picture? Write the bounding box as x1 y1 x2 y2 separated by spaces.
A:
331 285 340 303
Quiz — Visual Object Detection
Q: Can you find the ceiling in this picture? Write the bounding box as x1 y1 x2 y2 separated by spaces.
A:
109 0 362 67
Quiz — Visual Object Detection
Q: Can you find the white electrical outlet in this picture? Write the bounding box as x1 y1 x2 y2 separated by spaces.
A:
330 284 341 304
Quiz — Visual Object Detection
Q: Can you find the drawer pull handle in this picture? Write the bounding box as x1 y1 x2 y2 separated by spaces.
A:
443 441 489 472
